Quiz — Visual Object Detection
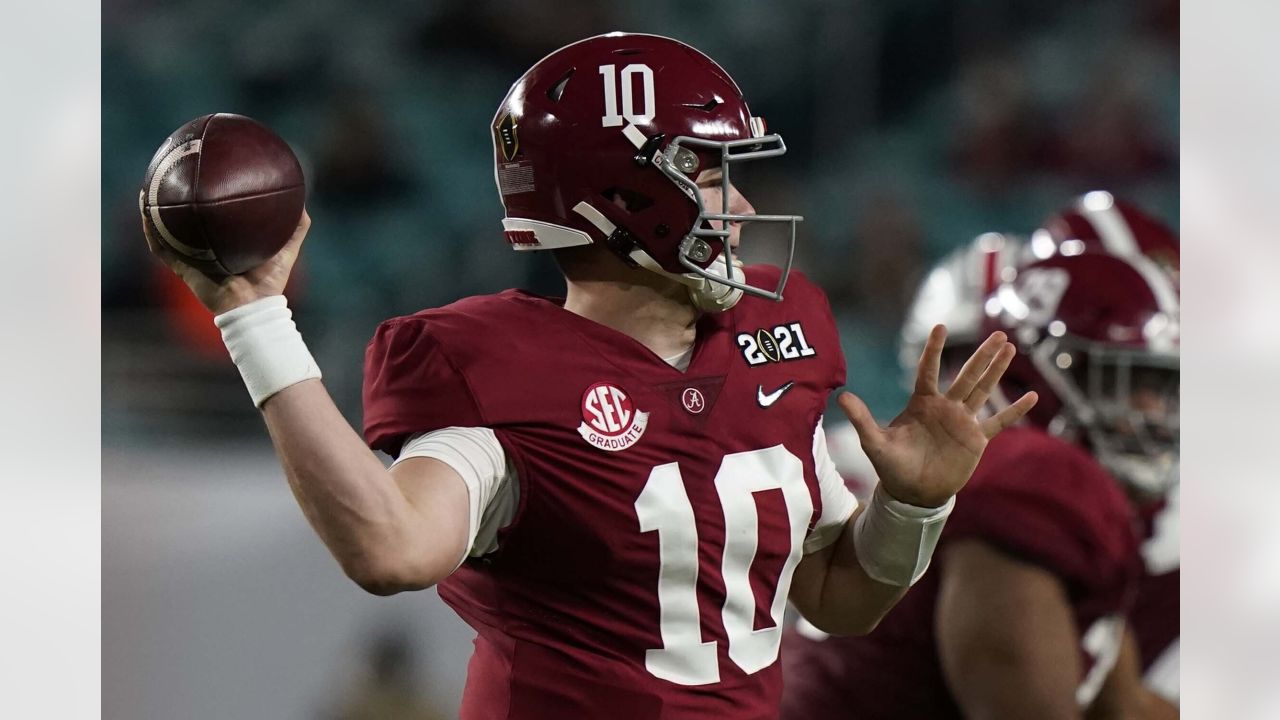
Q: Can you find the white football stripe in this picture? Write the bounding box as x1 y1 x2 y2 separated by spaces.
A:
146 139 216 260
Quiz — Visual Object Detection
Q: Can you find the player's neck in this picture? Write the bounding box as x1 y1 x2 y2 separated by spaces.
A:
562 277 698 360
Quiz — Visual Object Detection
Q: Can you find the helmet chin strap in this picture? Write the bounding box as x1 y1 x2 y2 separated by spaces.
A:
572 200 745 312
626 247 744 312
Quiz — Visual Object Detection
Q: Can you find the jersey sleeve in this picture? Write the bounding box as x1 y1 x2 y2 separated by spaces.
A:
822 423 878 501
362 315 486 456
944 437 1135 592
804 420 859 554
394 427 519 562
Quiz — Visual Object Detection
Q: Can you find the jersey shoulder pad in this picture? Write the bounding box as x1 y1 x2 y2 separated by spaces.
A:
946 427 1138 589
362 292 528 454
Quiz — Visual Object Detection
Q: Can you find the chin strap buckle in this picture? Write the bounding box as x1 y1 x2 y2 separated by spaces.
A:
606 226 640 268
633 132 666 167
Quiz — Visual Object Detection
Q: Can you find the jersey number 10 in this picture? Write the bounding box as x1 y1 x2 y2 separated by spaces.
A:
634 445 812 686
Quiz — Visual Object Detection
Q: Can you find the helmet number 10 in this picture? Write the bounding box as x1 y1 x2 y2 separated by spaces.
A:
600 64 656 128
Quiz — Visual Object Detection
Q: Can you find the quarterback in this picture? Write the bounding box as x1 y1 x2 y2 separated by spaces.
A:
144 34 1034 719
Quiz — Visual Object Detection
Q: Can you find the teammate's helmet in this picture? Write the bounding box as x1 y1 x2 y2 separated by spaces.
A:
898 232 1026 382
1031 190 1180 285
986 243 1180 496
492 32 801 311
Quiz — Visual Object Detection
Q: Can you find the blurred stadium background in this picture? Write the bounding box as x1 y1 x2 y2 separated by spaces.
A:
102 1 1177 717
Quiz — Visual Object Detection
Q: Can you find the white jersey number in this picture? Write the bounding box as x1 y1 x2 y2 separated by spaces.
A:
1077 614 1125 707
599 64 655 128
634 446 812 685
1141 484 1179 575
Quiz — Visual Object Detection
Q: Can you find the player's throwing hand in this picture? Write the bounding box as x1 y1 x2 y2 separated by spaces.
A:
839 325 1037 508
142 209 310 316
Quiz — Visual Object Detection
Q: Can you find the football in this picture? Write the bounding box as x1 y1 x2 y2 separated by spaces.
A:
756 328 781 362
140 113 305 276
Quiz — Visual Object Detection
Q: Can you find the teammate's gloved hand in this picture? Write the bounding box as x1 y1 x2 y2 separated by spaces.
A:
141 208 310 316
839 325 1037 508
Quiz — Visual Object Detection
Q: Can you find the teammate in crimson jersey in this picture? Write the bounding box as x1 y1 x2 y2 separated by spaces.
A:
783 426 1141 719
1041 194 1181 713
783 204 1180 720
143 33 1036 719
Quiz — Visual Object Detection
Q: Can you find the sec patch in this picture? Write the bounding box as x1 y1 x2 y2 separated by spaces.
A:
578 382 649 452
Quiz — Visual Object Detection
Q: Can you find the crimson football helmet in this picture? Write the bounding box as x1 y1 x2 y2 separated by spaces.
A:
491 32 801 311
986 240 1180 496
1030 190 1180 285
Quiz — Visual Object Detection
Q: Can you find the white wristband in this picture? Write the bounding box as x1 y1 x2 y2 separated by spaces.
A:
853 484 955 587
214 295 321 407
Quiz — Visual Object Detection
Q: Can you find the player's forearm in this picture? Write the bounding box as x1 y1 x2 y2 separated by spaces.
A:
938 540 1084 720
958 690 1082 720
1138 691 1179 720
260 379 445 593
213 296 458 593
797 483 955 634
791 508 906 636
806 510 908 634
1085 630 1154 720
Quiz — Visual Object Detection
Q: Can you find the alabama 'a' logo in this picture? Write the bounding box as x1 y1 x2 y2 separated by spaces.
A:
579 382 649 452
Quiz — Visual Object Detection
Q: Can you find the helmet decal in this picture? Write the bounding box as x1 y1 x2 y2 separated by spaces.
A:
495 113 520 162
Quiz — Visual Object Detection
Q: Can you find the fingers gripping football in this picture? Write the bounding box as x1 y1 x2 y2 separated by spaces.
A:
142 208 311 316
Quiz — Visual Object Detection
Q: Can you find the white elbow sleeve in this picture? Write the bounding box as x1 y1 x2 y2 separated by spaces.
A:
215 295 322 407
853 485 954 587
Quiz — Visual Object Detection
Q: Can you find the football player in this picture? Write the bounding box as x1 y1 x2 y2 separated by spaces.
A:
782 199 1179 719
1041 193 1181 712
143 33 1034 719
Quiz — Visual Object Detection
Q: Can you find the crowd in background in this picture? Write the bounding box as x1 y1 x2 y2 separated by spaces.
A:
102 0 1177 427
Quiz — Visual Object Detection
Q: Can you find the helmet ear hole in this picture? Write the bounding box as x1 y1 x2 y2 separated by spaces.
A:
602 187 654 214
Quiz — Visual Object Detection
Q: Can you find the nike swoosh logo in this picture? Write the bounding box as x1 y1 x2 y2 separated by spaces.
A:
757 381 795 407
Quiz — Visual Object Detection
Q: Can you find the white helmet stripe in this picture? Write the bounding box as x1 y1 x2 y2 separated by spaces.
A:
622 123 648 150
572 200 713 291
1077 192 1139 256
572 200 617 235
1122 253 1180 318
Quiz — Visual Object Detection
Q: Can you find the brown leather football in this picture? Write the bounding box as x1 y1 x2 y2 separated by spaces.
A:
140 113 305 276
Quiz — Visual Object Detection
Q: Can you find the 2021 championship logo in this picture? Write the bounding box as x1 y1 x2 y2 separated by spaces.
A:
579 382 649 452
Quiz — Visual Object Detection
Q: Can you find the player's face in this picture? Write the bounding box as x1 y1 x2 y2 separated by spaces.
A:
1124 366 1178 444
696 169 755 251
1086 361 1178 457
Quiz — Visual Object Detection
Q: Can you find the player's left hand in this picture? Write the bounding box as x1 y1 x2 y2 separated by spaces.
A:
839 325 1037 508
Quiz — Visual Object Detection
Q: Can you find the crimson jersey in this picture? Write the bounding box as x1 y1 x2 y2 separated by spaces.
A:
363 268 848 720
780 427 1142 719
